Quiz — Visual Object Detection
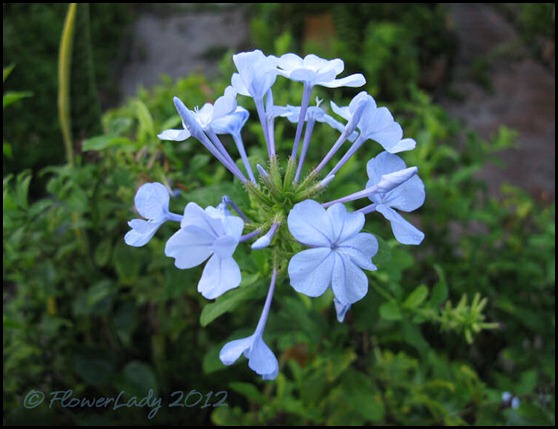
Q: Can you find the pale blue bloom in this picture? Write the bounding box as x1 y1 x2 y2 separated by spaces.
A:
275 53 365 88
334 298 351 323
165 201 244 299
230 50 278 158
220 269 279 380
366 152 425 245
288 200 378 306
159 90 247 183
274 53 365 160
330 92 412 153
158 86 237 141
211 106 249 136
125 183 181 247
231 50 278 100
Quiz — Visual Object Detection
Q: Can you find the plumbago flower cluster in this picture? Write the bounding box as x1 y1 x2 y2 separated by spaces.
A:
125 50 425 380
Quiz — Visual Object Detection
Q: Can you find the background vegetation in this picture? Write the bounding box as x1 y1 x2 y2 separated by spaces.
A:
3 3 555 426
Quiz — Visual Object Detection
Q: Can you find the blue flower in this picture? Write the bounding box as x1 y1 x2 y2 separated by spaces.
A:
366 152 425 245
219 268 279 380
211 106 250 136
220 334 279 380
288 200 378 306
158 86 237 141
231 50 278 100
125 183 181 247
165 202 244 299
275 53 365 88
331 91 415 154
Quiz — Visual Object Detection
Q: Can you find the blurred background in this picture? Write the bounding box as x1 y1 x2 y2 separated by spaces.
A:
3 3 555 426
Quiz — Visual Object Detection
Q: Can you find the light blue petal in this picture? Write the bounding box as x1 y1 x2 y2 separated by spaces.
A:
124 219 163 247
331 253 369 305
390 138 416 153
173 97 204 140
211 106 249 135
349 91 376 114
326 203 364 244
223 215 245 240
231 73 250 97
219 335 254 366
367 151 406 180
181 202 224 236
318 73 366 88
376 205 425 245
212 235 239 258
134 182 170 221
288 248 334 298
334 297 351 323
157 128 191 141
248 336 279 380
337 233 378 271
383 175 425 212
289 68 319 83
164 226 214 269
212 86 237 120
366 152 425 211
329 100 352 122
287 199 332 246
362 107 403 151
198 254 241 299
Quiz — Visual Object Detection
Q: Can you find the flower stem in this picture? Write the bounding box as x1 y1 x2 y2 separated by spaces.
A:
254 267 278 337
291 83 313 160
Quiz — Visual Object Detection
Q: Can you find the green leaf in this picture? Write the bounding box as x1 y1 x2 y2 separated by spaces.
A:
3 64 15 82
403 285 429 309
379 301 402 321
200 274 261 327
229 382 267 404
134 99 155 141
82 135 135 151
3 91 33 109
430 264 448 306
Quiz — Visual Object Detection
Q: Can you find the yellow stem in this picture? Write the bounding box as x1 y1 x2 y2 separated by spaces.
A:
58 3 77 165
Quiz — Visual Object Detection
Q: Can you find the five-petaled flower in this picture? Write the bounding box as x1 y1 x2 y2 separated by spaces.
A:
366 152 425 245
125 182 182 247
165 201 244 299
288 200 379 306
